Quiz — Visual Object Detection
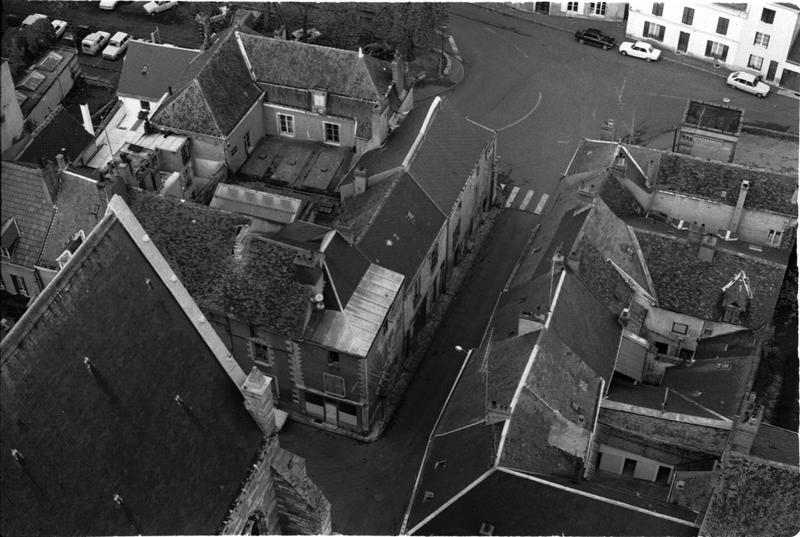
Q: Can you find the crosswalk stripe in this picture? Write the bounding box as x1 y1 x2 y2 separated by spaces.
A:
505 186 520 208
518 190 535 211
533 194 550 215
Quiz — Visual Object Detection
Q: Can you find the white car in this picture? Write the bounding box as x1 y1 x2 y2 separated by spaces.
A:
99 0 119 10
727 71 770 98
81 31 111 56
619 41 662 62
102 32 131 60
144 0 178 15
52 19 68 39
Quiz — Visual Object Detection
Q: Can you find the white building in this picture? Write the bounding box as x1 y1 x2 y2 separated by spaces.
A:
626 1 800 90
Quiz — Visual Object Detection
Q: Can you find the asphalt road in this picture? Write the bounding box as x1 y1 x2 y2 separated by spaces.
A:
278 5 799 536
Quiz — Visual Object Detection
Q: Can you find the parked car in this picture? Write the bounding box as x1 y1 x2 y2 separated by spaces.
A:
81 31 111 55
21 13 48 27
99 0 119 10
619 41 662 62
52 19 68 39
574 28 616 50
727 71 770 98
102 31 130 60
144 0 178 15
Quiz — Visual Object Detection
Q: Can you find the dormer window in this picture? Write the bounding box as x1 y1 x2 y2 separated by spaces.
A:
1 218 21 258
56 250 73 269
311 89 327 114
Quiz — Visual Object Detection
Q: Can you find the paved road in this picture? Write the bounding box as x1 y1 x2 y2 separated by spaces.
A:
280 5 800 536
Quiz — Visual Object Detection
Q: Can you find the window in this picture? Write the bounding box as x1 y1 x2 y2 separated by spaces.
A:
754 32 770 48
413 275 421 304
622 458 637 476
716 17 729 35
748 54 764 70
251 340 272 367
682 7 694 25
230 144 238 156
0 278 5 292
643 21 666 42
671 322 689 335
705 40 729 61
566 1 578 12
429 245 439 272
652 2 663 16
328 351 340 367
324 122 340 144
140 100 151 111
11 275 29 297
590 2 606 15
761 8 775 23
278 113 294 136
323 373 345 397
244 130 251 151
767 229 783 247
180 141 191 164
0 247 9 258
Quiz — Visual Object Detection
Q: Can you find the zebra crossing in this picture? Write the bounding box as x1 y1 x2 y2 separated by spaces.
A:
502 184 550 215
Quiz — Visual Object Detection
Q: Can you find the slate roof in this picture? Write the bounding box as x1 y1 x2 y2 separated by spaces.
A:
322 232 371 308
407 98 495 215
347 172 445 280
16 107 93 166
701 451 800 537
682 100 743 135
633 227 786 329
0 211 263 535
750 424 800 467
151 29 262 138
237 33 395 102
128 192 311 337
39 171 110 268
652 152 797 216
414 469 699 536
117 40 200 101
0 162 56 268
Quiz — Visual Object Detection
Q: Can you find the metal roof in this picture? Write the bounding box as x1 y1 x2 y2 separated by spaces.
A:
310 263 403 357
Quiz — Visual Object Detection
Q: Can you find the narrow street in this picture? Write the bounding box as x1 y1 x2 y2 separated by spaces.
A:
267 5 800 535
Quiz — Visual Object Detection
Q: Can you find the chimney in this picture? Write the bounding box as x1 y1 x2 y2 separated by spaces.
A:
567 248 581 273
518 307 546 336
645 160 656 188
39 159 59 204
56 153 66 171
241 367 276 437
391 52 405 93
354 166 367 195
697 234 717 262
727 179 750 236
79 103 95 135
293 250 323 285
552 250 565 274
727 392 763 455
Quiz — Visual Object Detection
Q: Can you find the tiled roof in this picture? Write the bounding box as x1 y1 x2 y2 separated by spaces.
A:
0 213 263 535
151 29 261 137
682 101 743 135
128 192 310 337
237 33 394 102
117 41 200 101
407 98 494 215
750 424 799 467
17 107 93 166
39 172 109 267
634 228 786 329
352 172 445 279
414 469 699 536
0 162 56 268
702 451 800 537
653 153 797 216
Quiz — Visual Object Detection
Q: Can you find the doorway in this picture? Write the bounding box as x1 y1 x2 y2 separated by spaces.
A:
324 401 338 426
767 60 778 82
677 32 690 53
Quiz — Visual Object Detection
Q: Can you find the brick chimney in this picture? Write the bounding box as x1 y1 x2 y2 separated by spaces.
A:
354 166 367 195
391 52 406 96
241 367 276 437
727 392 763 455
727 179 750 237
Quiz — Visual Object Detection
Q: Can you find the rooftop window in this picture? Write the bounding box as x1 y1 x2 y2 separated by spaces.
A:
17 71 46 92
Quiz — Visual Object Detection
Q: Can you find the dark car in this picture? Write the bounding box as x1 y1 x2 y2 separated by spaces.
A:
575 28 616 50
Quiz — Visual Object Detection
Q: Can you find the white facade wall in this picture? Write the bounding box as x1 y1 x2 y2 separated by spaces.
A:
627 1 800 86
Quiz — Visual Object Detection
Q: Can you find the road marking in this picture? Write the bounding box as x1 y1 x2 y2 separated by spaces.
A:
533 194 550 215
556 140 570 143
505 186 520 208
518 189 535 211
496 91 542 132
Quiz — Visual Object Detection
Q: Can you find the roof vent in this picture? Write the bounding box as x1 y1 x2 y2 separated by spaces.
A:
141 65 148 75
479 522 495 536
434 460 447 470
423 491 434 502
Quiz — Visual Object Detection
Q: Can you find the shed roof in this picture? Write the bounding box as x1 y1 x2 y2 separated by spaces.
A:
0 209 263 535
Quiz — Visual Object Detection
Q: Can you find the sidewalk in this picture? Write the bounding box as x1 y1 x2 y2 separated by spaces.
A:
473 2 799 99
413 37 466 103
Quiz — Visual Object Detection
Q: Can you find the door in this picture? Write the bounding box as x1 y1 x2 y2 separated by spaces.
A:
677 31 689 53
324 401 338 426
767 60 778 81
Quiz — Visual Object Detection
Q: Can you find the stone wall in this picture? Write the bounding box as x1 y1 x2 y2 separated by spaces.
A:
271 445 333 535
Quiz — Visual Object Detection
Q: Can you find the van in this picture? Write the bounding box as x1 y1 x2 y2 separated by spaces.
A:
81 31 111 56
102 32 130 60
